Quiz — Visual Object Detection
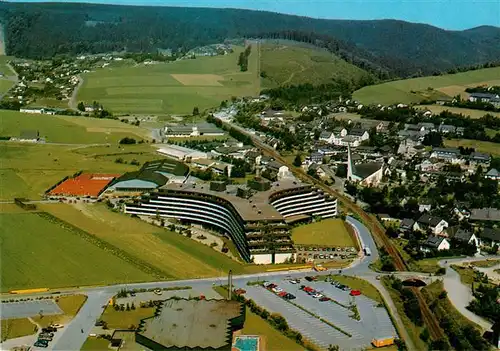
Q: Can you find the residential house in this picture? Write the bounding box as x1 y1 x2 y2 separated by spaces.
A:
308 163 327 178
422 236 451 252
468 92 500 103
418 201 432 213
456 127 465 136
453 205 471 221
211 162 232 177
397 137 422 158
13 130 40 143
469 152 491 166
348 128 370 142
479 228 500 250
438 124 456 134
450 229 479 249
307 152 324 164
469 208 500 222
400 218 415 233
414 214 448 235
430 148 462 164
485 168 500 181
417 122 436 132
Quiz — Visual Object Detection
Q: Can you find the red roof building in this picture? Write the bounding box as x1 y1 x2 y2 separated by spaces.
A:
48 173 119 198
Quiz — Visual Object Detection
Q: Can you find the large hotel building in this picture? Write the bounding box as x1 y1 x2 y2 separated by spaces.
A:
125 179 337 264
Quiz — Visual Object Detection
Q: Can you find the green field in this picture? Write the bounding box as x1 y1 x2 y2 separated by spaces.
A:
1 318 37 341
260 42 372 88
444 138 500 156
291 219 355 247
39 203 250 279
0 142 161 200
78 46 260 114
0 212 153 291
354 66 500 105
0 110 149 143
0 78 13 93
417 104 500 119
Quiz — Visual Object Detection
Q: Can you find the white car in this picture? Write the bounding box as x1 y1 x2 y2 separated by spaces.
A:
272 287 283 293
290 280 298 284
153 289 162 295
262 281 272 288
51 324 63 329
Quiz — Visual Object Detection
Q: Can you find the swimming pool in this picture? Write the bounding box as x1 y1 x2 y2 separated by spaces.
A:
233 335 259 351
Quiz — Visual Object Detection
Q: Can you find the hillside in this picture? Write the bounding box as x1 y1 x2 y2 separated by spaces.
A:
1 2 500 78
353 66 500 105
260 41 375 88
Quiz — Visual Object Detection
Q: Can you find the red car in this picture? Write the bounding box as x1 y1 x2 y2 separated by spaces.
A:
350 290 361 296
319 297 331 302
302 286 314 293
278 291 288 297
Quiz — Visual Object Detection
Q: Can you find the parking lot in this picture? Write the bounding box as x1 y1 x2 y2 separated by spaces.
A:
1 300 63 319
295 246 358 263
235 277 396 350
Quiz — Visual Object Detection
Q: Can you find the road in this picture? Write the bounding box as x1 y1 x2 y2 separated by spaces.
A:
68 75 84 111
439 257 496 331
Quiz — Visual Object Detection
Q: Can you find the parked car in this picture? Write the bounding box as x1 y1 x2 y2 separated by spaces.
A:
130 292 136 297
262 281 272 288
284 293 296 300
38 336 53 342
50 324 63 329
350 290 361 296
39 332 54 338
278 291 287 298
153 289 162 295
34 341 48 348
312 293 322 298
319 296 331 302
42 327 56 333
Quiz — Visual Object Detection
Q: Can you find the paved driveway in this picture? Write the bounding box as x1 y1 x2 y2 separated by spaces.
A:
1 300 62 319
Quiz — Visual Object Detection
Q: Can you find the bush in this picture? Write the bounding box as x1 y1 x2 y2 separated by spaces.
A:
119 137 136 145
436 267 446 276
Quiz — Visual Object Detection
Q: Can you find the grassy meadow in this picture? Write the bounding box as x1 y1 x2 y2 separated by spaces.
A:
417 104 500 119
0 211 153 292
0 110 149 143
260 42 372 88
444 138 500 156
78 46 260 114
291 218 355 247
0 318 37 341
39 203 250 278
354 66 500 105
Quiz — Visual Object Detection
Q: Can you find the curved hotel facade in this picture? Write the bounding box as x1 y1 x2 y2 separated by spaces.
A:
125 181 337 264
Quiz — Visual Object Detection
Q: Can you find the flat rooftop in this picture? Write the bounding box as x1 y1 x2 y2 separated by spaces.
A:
161 179 309 222
139 299 241 349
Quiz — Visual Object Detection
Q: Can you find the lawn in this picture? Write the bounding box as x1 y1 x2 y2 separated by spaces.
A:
291 219 355 247
32 295 88 327
354 66 500 105
0 212 153 291
78 46 260 115
0 318 37 341
0 78 13 93
444 138 500 156
0 110 148 143
38 203 249 279
100 306 156 329
416 104 500 119
80 337 110 351
450 264 495 288
260 41 371 89
0 143 160 200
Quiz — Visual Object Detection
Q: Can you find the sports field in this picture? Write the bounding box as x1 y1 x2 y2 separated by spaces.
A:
354 66 500 105
39 203 249 278
0 110 149 143
78 46 260 114
0 143 160 200
291 219 355 247
260 42 372 89
0 212 153 292
416 104 500 119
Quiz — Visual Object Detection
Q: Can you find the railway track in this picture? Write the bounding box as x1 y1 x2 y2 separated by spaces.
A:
225 121 448 341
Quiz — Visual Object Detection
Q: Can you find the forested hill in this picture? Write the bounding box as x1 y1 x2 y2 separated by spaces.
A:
1 2 500 78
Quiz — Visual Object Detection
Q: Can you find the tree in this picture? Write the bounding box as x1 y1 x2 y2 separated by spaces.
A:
119 137 136 145
192 106 199 116
77 102 85 112
293 154 302 167
422 132 443 147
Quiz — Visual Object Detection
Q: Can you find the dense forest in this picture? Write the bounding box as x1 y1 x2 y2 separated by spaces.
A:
1 2 500 77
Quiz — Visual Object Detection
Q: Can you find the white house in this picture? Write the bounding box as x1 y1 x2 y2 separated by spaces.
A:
414 214 448 235
422 236 450 252
485 168 500 181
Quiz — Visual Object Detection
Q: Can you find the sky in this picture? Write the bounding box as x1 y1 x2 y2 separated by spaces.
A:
7 0 500 30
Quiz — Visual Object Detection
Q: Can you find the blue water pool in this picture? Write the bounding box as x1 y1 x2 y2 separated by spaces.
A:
234 336 259 351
